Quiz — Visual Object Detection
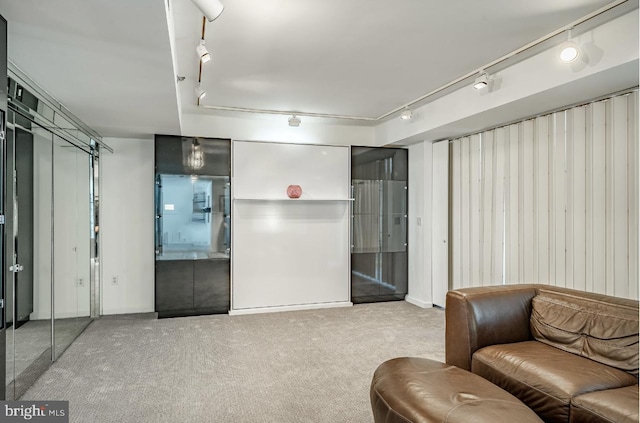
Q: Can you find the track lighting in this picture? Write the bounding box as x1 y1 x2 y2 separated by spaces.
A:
191 0 224 22
473 72 489 90
560 42 580 63
288 115 301 127
559 29 581 64
400 109 413 120
195 84 206 101
196 40 211 64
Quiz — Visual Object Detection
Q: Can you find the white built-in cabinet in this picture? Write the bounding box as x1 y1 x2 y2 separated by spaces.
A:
231 141 352 314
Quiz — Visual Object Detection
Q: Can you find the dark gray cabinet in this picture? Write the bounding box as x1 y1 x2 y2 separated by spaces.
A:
155 261 194 312
155 259 229 318
154 135 231 318
193 260 230 310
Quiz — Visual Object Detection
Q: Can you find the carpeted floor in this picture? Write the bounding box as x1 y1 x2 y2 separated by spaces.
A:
21 301 445 423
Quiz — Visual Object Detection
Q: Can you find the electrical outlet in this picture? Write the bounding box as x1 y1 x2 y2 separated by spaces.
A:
111 276 118 285
77 278 85 287
417 217 422 226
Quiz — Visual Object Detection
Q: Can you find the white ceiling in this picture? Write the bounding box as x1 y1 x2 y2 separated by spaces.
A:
0 0 180 138
0 0 632 138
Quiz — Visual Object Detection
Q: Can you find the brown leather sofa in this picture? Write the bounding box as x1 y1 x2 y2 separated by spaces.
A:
446 284 639 423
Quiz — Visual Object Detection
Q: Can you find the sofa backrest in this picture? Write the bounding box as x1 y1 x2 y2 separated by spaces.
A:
530 288 639 376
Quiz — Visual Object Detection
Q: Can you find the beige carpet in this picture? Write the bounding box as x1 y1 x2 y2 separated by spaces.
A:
21 301 445 423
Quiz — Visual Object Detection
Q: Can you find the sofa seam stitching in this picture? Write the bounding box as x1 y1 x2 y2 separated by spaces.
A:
570 402 619 423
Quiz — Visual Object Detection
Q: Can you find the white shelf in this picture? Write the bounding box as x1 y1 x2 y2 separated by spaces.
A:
233 197 354 201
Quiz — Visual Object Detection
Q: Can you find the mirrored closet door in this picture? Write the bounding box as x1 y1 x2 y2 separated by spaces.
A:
4 111 53 399
4 105 95 399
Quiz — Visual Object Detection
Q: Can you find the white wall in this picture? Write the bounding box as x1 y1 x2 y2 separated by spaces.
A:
101 137 155 315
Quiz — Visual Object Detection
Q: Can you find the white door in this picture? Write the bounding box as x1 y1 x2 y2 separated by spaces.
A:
432 141 449 307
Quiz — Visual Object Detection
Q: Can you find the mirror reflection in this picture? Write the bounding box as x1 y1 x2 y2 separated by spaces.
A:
53 135 92 360
5 112 53 399
4 79 97 398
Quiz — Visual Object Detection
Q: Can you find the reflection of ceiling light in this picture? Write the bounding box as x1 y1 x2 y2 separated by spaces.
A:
473 73 489 90
188 140 205 170
560 41 580 63
195 84 206 100
288 115 301 127
190 175 199 183
191 0 224 22
400 109 413 120
196 40 211 64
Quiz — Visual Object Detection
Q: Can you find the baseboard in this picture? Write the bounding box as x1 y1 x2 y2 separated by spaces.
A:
229 301 353 316
404 295 433 309
102 307 155 316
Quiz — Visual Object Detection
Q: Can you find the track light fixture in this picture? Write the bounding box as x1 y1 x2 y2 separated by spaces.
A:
191 0 225 22
400 109 413 120
195 84 207 101
196 40 211 64
473 72 489 90
559 30 580 63
288 115 301 127
560 43 580 63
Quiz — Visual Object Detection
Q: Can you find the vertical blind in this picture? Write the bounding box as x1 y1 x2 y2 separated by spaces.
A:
450 91 638 300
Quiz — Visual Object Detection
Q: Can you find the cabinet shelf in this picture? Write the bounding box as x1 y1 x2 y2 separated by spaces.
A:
233 197 354 202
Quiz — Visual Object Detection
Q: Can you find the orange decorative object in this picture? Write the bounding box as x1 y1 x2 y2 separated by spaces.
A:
287 185 302 198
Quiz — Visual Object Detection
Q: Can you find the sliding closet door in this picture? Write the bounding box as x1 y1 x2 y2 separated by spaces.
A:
4 113 53 400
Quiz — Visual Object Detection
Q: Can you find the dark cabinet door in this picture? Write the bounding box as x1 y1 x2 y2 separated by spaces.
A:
155 260 194 311
194 259 229 312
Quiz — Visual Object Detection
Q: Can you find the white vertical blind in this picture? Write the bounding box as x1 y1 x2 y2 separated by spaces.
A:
450 91 639 299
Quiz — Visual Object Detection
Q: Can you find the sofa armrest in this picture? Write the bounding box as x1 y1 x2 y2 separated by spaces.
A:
445 285 538 371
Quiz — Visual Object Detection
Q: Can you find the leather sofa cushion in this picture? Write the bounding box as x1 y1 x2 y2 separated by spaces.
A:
370 357 543 423
570 385 639 423
472 341 638 423
530 289 639 375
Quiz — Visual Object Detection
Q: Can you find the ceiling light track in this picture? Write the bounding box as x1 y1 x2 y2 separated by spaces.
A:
200 104 377 121
376 0 628 121
196 16 207 106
